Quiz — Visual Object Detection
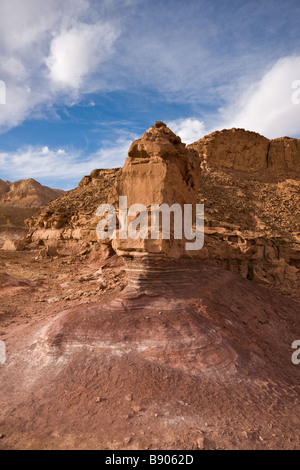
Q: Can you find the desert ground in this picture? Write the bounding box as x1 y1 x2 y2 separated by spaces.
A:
0 248 299 450
0 124 299 450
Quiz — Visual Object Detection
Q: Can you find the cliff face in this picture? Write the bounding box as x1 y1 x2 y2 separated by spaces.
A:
268 137 300 171
189 128 300 173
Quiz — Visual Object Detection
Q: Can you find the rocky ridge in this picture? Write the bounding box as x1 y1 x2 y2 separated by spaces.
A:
25 169 119 254
188 129 300 300
24 127 300 300
188 128 300 173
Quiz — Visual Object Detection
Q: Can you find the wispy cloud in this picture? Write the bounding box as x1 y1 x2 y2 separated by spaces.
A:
219 56 300 138
0 137 131 189
1 0 300 134
169 56 300 142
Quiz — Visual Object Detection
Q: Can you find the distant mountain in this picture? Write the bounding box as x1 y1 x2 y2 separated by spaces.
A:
0 178 64 208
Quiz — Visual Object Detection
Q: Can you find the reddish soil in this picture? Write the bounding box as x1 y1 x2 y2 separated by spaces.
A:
0 251 299 450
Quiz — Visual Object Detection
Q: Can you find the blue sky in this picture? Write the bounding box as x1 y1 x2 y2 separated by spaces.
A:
0 0 300 189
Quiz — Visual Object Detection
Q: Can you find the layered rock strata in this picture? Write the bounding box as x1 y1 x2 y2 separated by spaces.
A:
189 128 300 174
107 122 203 293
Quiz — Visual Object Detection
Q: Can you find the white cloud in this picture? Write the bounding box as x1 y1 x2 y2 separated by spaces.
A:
0 1 300 142
167 118 207 144
0 138 131 188
220 56 300 138
0 0 89 52
172 56 300 141
0 0 118 130
46 22 118 89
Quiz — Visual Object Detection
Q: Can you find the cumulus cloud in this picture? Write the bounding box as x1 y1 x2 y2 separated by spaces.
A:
167 118 207 144
0 0 118 130
0 138 131 188
46 22 118 89
220 56 300 138
171 56 300 140
1 1 300 142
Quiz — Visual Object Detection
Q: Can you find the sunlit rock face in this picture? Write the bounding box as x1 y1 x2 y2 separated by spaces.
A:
110 122 202 260
106 122 204 295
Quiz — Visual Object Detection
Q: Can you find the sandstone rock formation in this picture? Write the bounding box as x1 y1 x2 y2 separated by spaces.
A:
0 178 63 208
1 238 25 251
189 128 300 174
104 122 206 296
25 127 300 300
0 179 10 196
1 126 300 450
0 206 37 248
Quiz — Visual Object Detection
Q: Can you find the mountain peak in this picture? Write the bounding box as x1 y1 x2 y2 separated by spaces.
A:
0 178 64 208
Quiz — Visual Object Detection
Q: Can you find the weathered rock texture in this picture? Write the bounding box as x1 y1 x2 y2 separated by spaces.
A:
25 127 300 300
188 128 300 301
26 169 119 253
110 121 201 262
1 251 299 450
0 206 37 248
